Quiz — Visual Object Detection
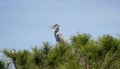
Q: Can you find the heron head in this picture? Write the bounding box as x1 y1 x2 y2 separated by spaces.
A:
50 24 60 29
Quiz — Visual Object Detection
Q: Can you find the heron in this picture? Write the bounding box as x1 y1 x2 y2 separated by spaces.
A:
50 24 68 43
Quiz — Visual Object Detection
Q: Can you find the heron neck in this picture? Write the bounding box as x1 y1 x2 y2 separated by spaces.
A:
54 28 59 38
54 30 58 38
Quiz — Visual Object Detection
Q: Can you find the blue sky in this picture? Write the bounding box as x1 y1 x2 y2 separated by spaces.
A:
0 0 120 51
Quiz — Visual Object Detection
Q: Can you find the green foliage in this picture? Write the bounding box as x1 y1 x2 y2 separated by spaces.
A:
71 33 91 46
0 61 6 69
16 50 30 69
1 33 120 69
31 46 44 69
98 35 118 53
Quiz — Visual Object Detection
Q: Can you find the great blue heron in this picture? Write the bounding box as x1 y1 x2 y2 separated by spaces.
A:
50 24 68 43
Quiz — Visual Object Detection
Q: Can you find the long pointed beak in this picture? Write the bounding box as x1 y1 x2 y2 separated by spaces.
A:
49 25 54 29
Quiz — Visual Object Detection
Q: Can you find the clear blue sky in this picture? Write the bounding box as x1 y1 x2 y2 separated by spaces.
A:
0 0 120 50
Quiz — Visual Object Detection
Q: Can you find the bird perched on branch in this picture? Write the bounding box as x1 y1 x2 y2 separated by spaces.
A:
50 24 68 44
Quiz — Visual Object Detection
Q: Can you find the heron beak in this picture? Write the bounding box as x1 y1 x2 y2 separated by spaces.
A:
50 25 55 29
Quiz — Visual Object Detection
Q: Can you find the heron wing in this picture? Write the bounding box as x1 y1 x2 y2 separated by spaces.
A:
56 33 68 43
